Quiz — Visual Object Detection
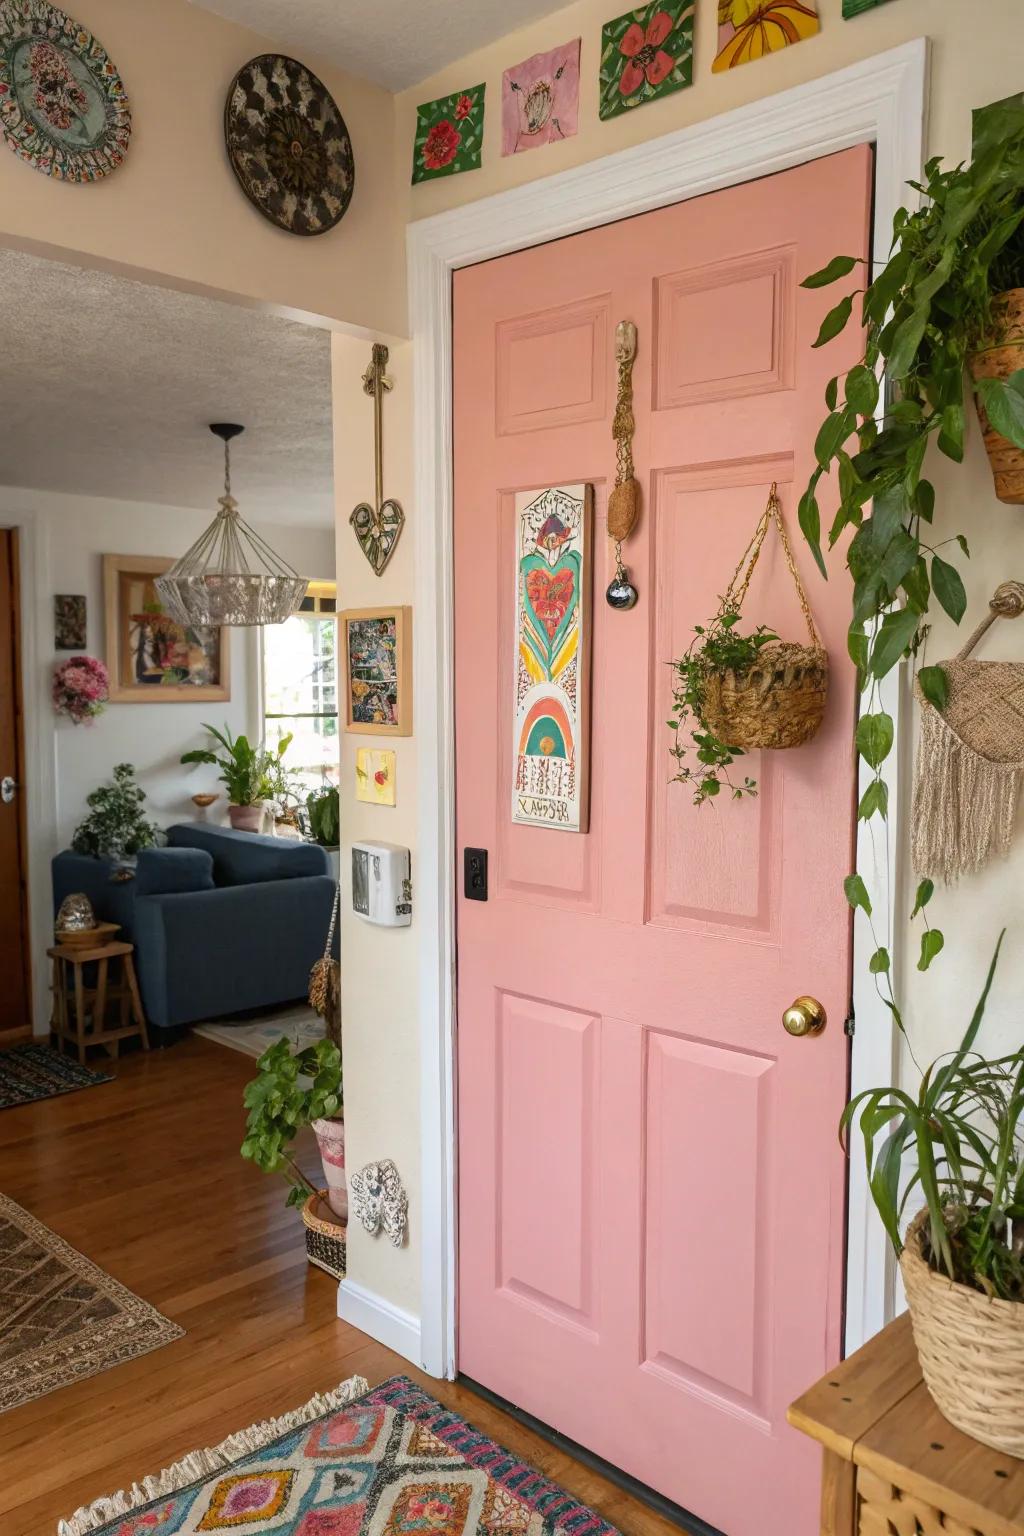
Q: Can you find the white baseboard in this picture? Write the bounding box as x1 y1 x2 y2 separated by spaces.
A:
337 1277 423 1369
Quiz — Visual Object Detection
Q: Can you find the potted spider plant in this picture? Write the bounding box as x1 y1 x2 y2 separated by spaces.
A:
843 932 1024 1457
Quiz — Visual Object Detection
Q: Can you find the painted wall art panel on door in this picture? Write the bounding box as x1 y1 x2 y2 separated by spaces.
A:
512 485 592 832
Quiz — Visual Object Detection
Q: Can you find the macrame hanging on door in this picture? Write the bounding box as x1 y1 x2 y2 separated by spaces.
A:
912 580 1024 883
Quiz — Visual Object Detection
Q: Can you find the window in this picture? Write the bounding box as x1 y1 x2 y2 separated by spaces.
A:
261 581 339 794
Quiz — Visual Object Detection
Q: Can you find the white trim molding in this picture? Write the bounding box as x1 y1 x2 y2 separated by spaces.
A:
409 39 929 1379
337 1277 422 1367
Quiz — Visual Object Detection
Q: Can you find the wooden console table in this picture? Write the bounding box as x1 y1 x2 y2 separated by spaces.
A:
789 1313 1024 1536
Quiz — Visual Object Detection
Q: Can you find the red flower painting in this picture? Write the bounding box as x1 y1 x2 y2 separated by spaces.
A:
421 118 461 171
618 10 676 95
454 93 474 120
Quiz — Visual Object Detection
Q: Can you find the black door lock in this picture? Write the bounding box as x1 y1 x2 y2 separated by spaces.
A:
464 847 488 902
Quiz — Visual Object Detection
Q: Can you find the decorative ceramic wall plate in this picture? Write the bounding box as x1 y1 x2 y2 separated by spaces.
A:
0 1 130 182
224 54 354 237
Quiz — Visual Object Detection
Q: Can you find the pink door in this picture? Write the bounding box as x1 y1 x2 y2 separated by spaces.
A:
454 148 872 1536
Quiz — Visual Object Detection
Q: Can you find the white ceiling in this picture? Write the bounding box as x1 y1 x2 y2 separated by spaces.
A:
189 0 561 92
0 249 333 526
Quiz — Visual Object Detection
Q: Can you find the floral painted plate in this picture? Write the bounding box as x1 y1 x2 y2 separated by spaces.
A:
0 0 130 181
224 54 355 237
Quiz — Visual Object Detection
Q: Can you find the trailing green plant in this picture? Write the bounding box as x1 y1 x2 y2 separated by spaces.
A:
71 763 159 858
800 101 1024 1008
668 603 778 805
306 784 340 847
843 932 1023 1303
240 1036 343 1211
180 723 279 807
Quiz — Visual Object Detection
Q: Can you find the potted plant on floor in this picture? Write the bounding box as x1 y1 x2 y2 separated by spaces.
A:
181 723 274 832
844 932 1024 1457
241 1035 346 1218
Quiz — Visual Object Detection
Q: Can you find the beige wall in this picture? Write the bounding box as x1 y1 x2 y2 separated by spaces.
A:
0 0 403 335
332 334 420 1317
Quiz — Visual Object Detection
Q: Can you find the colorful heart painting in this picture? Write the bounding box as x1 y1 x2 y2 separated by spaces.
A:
411 84 485 184
598 2 695 122
513 485 593 833
842 0 896 14
713 1 820 72
502 38 581 156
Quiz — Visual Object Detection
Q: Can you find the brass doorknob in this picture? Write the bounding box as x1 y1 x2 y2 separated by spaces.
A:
782 996 826 1037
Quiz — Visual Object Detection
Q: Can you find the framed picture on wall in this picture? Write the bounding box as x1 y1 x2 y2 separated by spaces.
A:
341 606 411 735
103 554 230 703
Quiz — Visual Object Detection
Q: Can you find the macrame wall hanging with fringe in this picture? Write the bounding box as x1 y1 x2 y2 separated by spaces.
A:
912 579 1024 883
606 319 640 611
308 883 341 1047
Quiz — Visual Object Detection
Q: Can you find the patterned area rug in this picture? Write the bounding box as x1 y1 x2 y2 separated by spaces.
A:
58 1375 623 1536
0 1043 112 1109
0 1194 183 1414
193 1006 323 1060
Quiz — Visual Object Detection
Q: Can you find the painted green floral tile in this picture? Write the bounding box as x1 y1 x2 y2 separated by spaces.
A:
842 0 897 16
599 2 694 122
412 84 486 184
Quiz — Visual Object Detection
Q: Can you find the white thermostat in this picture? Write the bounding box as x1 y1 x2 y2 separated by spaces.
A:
351 841 412 927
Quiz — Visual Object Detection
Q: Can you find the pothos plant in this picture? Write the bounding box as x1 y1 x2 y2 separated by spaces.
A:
799 98 1024 1015
241 1036 342 1211
668 603 778 805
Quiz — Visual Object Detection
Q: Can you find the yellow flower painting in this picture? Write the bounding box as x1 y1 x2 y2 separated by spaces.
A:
712 0 820 72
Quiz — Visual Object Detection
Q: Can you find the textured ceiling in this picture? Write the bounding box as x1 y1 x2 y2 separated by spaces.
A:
0 250 333 526
188 0 561 91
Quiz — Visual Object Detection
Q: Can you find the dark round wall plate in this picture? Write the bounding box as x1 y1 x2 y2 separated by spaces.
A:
224 53 354 237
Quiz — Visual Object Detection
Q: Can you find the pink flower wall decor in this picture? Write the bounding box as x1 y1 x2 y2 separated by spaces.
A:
501 39 581 156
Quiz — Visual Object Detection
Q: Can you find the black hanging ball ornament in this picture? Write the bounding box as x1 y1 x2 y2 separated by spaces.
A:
606 572 639 610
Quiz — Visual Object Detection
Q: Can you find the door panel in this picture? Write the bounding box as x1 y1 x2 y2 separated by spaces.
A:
455 148 873 1536
0 529 30 1035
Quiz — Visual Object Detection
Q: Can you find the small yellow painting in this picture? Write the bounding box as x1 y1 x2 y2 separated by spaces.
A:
713 0 820 73
356 748 396 806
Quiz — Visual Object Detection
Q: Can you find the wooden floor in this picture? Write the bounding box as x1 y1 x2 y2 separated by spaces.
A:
0 1036 685 1536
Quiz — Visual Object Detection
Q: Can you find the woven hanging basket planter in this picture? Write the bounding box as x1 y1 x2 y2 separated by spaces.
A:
302 1190 347 1281
900 1209 1024 1458
968 287 1024 506
699 483 828 753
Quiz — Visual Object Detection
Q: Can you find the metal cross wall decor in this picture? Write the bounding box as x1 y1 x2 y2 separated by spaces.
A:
350 343 406 576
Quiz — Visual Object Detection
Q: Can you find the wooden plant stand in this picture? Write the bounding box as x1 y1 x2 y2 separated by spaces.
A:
789 1313 1024 1536
48 940 149 1064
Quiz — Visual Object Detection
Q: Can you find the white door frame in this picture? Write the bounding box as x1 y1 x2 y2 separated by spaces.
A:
409 38 929 1380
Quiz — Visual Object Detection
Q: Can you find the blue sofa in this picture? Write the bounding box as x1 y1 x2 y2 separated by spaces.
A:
52 823 337 1034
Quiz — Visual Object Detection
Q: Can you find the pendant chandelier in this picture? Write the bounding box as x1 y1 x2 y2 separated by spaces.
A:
155 424 308 628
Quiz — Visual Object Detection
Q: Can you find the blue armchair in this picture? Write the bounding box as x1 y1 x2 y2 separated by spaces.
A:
52 823 338 1034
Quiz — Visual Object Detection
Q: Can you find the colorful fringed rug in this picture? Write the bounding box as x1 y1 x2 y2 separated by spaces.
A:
59 1375 623 1536
0 1042 112 1109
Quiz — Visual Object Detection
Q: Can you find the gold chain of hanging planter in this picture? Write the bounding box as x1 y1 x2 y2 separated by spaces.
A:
606 320 640 610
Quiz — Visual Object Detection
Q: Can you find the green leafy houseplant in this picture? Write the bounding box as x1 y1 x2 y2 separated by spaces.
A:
668 604 778 804
800 100 1024 1002
180 723 278 807
306 784 340 847
843 933 1022 1303
71 763 159 858
241 1037 343 1211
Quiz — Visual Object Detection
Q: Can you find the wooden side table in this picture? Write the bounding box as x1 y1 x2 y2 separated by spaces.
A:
48 940 150 1064
789 1313 1024 1536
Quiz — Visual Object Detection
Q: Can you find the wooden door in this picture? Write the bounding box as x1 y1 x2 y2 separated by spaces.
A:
453 148 873 1536
0 529 31 1036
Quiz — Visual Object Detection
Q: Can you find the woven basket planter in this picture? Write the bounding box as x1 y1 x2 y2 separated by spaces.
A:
302 1190 347 1281
968 286 1024 505
900 1209 1024 1458
701 640 828 752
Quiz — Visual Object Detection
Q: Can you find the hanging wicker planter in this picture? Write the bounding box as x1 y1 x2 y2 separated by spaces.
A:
968 287 1024 505
700 484 828 752
901 1209 1024 1459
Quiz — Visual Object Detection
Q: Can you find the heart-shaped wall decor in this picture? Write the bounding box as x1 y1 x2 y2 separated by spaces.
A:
350 498 405 576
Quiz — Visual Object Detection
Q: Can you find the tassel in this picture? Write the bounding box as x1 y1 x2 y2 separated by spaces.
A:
912 703 1024 883
607 477 640 543
308 957 341 1047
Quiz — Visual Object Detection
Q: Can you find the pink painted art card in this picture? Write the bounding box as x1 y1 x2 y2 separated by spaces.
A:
501 38 581 156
